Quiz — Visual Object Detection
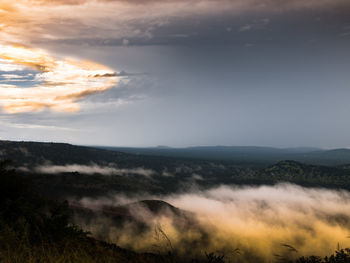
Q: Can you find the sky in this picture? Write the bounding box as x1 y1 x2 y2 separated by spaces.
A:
0 0 349 148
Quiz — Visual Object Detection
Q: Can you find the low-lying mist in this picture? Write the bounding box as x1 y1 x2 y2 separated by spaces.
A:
72 184 350 262
26 164 155 177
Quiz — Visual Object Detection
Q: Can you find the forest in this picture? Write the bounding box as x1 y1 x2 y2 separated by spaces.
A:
1 141 350 262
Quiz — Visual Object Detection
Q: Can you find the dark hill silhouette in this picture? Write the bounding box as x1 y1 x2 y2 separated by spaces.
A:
70 199 186 219
0 160 169 263
0 140 129 166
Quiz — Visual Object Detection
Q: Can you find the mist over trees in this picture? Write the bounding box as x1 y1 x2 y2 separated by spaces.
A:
2 141 350 262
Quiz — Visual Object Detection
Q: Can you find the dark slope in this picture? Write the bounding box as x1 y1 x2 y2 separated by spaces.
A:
0 161 170 263
70 199 202 258
122 200 184 216
2 140 350 197
70 199 186 219
71 199 194 230
0 140 143 167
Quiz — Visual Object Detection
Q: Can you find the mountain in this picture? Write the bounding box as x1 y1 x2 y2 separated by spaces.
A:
0 162 168 263
0 140 131 167
96 145 350 166
2 140 350 198
0 140 255 197
296 149 350 165
71 199 195 237
3 140 350 169
71 199 187 220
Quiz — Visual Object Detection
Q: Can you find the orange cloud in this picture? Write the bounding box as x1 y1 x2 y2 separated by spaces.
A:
0 44 120 113
0 0 342 45
0 0 344 113
75 184 350 262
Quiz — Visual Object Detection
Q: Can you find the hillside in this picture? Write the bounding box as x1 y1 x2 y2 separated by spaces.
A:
2 140 350 198
0 161 170 263
0 140 255 197
2 142 350 262
255 160 350 188
0 140 142 167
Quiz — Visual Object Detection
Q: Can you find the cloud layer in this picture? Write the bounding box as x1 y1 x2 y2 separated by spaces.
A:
0 0 349 146
74 184 350 262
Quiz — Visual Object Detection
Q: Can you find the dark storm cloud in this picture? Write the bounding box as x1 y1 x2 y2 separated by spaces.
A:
31 2 350 49
27 0 349 8
1 0 350 147
4 0 349 47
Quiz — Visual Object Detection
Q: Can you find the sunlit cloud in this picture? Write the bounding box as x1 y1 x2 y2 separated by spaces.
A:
0 59 26 72
0 0 344 45
0 0 347 113
0 44 120 113
73 184 350 262
0 120 77 131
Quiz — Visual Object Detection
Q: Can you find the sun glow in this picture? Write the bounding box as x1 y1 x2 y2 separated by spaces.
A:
0 44 120 113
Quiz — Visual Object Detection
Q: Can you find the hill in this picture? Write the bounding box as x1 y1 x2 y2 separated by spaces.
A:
0 140 255 197
0 140 139 167
254 160 350 188
2 142 350 262
0 161 170 263
2 140 350 198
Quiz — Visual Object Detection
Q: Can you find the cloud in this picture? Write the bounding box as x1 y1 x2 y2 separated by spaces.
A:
0 73 34 83
33 163 156 177
239 24 252 32
73 184 350 262
0 59 26 72
191 173 203 180
16 146 31 157
0 120 77 131
0 44 122 113
239 18 270 32
0 0 346 46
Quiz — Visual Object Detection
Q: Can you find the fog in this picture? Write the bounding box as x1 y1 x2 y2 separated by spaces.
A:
33 164 155 177
71 183 350 262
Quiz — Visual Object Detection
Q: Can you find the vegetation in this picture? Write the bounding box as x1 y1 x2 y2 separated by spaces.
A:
2 140 350 262
296 249 350 263
0 161 169 263
3 141 350 198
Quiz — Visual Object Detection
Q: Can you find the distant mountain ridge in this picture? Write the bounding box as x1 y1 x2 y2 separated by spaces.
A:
2 140 350 196
1 140 350 167
0 140 128 167
96 145 350 166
